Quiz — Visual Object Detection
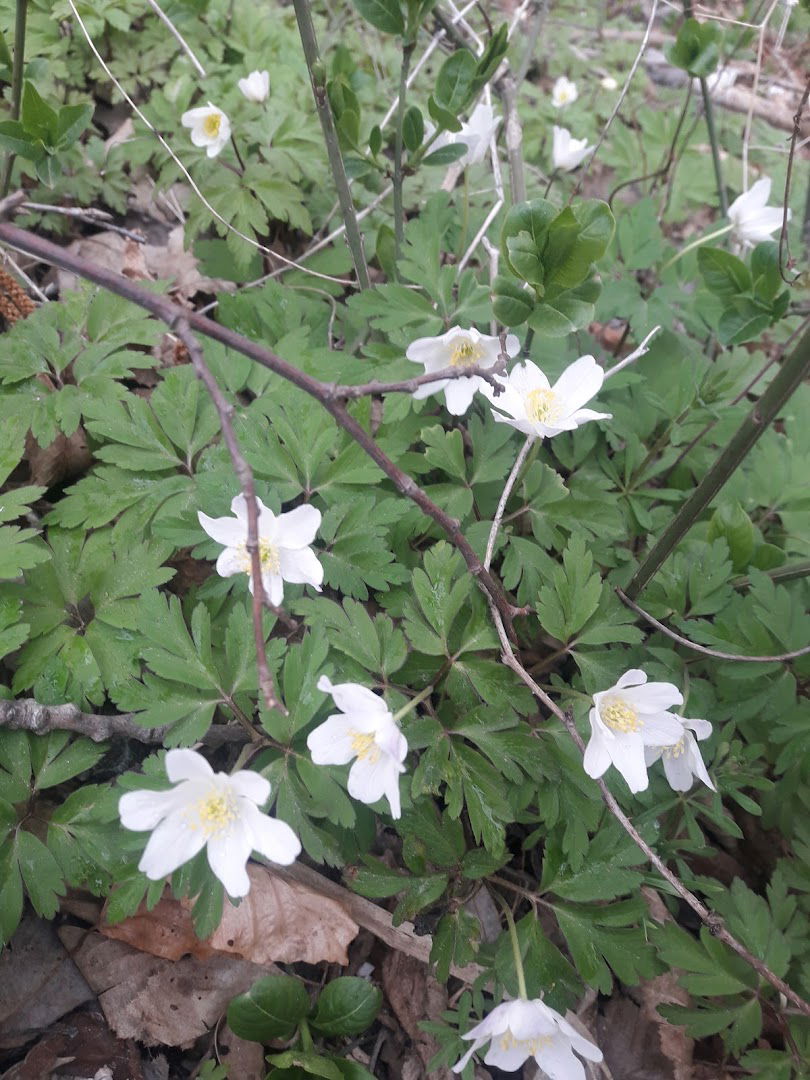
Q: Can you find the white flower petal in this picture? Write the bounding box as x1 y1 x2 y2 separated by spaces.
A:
138 809 206 880
262 571 284 606
534 1037 587 1080
685 717 712 741
278 545 323 589
624 680 683 714
552 355 604 413
307 715 365 765
275 504 322 549
198 511 245 547
615 669 647 690
166 748 214 783
318 678 391 718
612 736 650 792
242 801 301 864
452 1037 487 1073
583 712 612 778
118 787 186 831
639 712 685 744
348 754 403 816
230 769 271 806
216 546 246 579
207 817 253 897
443 377 479 415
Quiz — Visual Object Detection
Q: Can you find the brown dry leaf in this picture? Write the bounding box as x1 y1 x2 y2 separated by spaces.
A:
0 1011 143 1080
217 1023 266 1080
56 227 232 302
25 427 91 489
57 926 272 1048
381 952 453 1080
0 914 94 1048
102 864 359 966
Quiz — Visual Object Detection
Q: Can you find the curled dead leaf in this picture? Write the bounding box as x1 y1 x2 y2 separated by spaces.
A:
102 864 359 966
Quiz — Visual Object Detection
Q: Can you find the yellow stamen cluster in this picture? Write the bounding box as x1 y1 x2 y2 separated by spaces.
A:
240 539 280 576
498 1030 554 1054
350 730 381 763
449 338 484 368
663 737 686 758
190 788 238 837
203 112 222 138
525 387 561 423
601 698 641 733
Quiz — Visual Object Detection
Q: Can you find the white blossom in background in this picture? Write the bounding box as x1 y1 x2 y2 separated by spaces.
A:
551 126 594 172
600 75 618 90
551 75 578 108
198 494 323 606
180 102 231 157
646 717 716 792
452 998 603 1076
407 326 520 416
119 749 301 897
308 676 407 818
703 68 737 96
430 103 500 167
727 177 789 247
583 669 686 793
482 355 611 439
238 70 270 103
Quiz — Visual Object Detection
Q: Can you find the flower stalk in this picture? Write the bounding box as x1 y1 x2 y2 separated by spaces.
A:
1 0 28 196
291 0 370 290
625 321 810 599
660 222 733 272
493 890 528 1000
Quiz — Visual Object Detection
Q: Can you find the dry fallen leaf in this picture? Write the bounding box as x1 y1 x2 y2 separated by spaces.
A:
102 864 359 966
382 952 453 1080
0 1011 143 1080
0 914 94 1048
56 227 232 302
57 926 273 1048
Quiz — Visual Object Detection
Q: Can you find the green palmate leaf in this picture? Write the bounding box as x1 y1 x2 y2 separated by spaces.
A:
708 501 755 572
21 81 58 145
311 977 382 1036
430 909 480 982
537 533 602 642
227 974 311 1042
351 0 404 34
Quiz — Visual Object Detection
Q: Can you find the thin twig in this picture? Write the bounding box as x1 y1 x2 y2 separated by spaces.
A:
291 0 371 290
168 316 284 720
0 698 247 746
393 41 415 268
778 75 810 283
330 356 509 400
144 0 207 77
602 326 661 379
570 0 660 201
616 587 810 663
0 219 519 631
21 202 147 242
484 435 533 571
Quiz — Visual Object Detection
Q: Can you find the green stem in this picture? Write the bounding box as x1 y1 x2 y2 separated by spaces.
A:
625 323 810 599
291 0 370 290
660 221 733 272
392 40 414 271
699 75 728 217
391 681 435 725
299 1018 314 1054
1 0 28 197
493 891 528 1000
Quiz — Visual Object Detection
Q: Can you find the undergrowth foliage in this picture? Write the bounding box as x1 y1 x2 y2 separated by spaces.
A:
0 0 809 1077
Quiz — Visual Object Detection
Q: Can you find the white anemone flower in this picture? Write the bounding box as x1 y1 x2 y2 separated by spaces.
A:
551 126 594 172
180 102 231 158
646 717 716 793
727 177 790 247
198 494 323 606
308 675 408 818
551 76 578 108
583 669 686 793
119 749 301 898
703 68 737 96
600 75 618 90
483 355 611 439
452 998 603 1076
429 103 500 167
407 326 520 416
238 70 270 103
